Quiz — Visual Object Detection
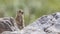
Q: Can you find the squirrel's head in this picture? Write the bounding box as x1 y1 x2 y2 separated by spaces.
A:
17 9 24 15
16 9 24 17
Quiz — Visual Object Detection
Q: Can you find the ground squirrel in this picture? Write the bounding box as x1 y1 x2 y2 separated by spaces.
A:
15 9 25 30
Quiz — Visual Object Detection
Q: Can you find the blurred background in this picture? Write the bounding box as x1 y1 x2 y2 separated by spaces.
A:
0 0 60 26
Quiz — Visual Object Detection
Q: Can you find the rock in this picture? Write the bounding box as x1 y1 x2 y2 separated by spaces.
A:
1 12 60 34
20 12 60 34
1 31 21 34
0 17 19 34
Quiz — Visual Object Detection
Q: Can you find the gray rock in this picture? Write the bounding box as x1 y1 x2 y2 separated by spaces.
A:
1 12 60 34
20 12 60 34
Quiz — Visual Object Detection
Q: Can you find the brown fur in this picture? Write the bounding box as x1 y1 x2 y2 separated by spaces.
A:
15 10 24 30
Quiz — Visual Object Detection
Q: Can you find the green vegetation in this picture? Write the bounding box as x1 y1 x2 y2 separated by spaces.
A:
0 0 60 26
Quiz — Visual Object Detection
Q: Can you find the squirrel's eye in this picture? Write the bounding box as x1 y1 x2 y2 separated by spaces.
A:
18 10 21 13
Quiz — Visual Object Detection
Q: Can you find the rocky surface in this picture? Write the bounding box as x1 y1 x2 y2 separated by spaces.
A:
0 17 20 34
1 12 60 34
